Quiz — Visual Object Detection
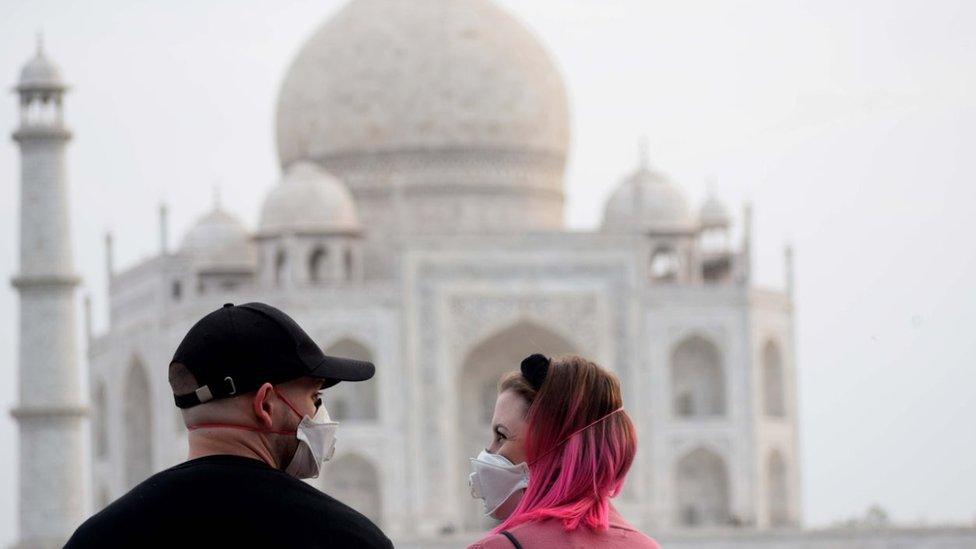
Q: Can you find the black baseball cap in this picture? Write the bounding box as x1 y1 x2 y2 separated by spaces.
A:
171 302 375 409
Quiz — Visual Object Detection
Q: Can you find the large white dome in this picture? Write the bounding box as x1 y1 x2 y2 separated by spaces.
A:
259 162 361 235
179 208 256 270
275 0 569 165
602 166 696 234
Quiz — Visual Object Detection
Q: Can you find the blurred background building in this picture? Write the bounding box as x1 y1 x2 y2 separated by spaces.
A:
6 0 975 547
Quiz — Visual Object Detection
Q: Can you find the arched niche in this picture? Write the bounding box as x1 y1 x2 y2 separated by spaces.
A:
762 340 786 417
123 356 153 489
766 449 791 527
671 335 726 418
456 319 577 531
323 338 377 421
321 454 382 528
308 246 328 283
675 447 731 527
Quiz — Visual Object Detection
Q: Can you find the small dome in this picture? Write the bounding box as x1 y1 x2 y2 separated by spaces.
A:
259 162 360 235
179 209 256 270
17 42 65 91
700 194 731 229
602 166 695 234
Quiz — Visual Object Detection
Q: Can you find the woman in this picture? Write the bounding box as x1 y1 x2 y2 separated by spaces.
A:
468 354 659 548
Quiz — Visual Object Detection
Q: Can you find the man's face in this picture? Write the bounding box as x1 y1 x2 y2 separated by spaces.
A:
276 376 326 419
264 376 327 464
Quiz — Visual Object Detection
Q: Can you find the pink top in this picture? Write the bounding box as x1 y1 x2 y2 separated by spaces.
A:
467 507 660 549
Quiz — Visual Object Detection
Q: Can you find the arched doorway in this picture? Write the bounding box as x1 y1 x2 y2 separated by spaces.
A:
674 447 730 527
762 341 785 417
124 357 153 489
766 450 790 527
457 320 577 531
322 338 377 421
671 335 725 418
321 454 382 527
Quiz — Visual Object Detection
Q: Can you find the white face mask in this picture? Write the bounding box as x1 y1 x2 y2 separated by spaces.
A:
284 403 338 480
469 449 529 518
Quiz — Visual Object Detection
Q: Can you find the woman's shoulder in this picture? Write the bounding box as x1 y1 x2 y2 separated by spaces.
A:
467 520 661 549
611 527 662 549
466 520 564 549
466 533 517 549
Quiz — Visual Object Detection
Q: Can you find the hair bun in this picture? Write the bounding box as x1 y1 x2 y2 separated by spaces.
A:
520 354 550 390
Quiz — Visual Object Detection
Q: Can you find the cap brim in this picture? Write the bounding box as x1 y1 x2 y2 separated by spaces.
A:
308 354 375 387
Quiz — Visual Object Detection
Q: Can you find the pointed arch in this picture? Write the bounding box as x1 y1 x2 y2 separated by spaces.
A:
321 454 382 527
671 335 726 417
762 340 786 417
766 449 791 527
675 447 730 527
323 338 377 421
457 319 578 531
123 356 153 489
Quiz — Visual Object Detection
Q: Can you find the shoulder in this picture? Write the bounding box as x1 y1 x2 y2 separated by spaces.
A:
64 481 155 547
608 506 661 548
607 523 662 548
468 521 563 549
621 530 662 549
468 521 662 549
64 514 102 548
608 521 662 548
296 488 391 547
467 532 520 549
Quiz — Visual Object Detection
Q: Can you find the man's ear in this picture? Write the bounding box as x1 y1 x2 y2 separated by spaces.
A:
253 383 275 429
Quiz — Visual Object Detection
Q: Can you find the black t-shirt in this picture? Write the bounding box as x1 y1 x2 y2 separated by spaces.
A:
65 455 393 548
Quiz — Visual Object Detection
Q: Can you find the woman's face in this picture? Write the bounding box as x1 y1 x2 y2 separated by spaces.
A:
484 389 530 520
487 389 529 465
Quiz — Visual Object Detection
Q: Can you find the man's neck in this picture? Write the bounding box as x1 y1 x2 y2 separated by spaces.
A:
187 430 281 469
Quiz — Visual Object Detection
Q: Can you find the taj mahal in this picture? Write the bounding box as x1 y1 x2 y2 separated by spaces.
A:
8 1 976 548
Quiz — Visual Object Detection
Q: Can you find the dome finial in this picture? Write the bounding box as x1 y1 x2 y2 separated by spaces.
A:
212 183 222 211
36 30 44 56
638 136 650 170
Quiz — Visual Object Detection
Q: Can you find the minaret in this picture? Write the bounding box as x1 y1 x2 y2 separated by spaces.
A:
10 37 87 547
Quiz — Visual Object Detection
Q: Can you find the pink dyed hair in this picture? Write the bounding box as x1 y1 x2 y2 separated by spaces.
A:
492 355 638 534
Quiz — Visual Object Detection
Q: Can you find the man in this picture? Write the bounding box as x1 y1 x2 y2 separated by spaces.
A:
66 302 393 548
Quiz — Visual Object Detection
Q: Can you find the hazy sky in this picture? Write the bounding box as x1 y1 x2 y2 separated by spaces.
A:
1 0 974 542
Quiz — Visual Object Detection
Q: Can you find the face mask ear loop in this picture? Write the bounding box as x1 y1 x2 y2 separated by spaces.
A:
187 386 308 435
272 387 305 420
528 407 625 466
187 423 296 436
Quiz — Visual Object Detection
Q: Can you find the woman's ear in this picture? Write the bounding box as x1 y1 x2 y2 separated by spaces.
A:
252 383 275 429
